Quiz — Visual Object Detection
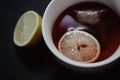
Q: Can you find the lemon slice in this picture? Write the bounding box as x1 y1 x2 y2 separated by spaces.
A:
58 31 101 63
13 10 42 47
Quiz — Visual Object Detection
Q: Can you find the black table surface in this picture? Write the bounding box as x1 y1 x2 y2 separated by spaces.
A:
0 0 120 80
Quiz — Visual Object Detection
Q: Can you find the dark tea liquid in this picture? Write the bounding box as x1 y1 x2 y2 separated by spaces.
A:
52 2 120 61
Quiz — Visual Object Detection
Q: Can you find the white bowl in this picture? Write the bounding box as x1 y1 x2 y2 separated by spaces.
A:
42 0 120 73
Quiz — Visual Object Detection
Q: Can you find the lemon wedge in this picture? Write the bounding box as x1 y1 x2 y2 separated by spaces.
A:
13 10 42 47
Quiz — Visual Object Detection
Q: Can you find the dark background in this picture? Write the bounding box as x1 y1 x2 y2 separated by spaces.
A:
0 0 120 80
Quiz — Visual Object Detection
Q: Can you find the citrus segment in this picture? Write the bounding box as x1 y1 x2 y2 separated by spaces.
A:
13 10 42 47
58 31 100 63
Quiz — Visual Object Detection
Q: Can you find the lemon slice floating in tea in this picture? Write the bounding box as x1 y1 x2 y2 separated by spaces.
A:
58 31 101 63
13 10 42 47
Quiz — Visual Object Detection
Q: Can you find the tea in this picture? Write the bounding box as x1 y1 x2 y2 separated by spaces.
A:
52 2 120 62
